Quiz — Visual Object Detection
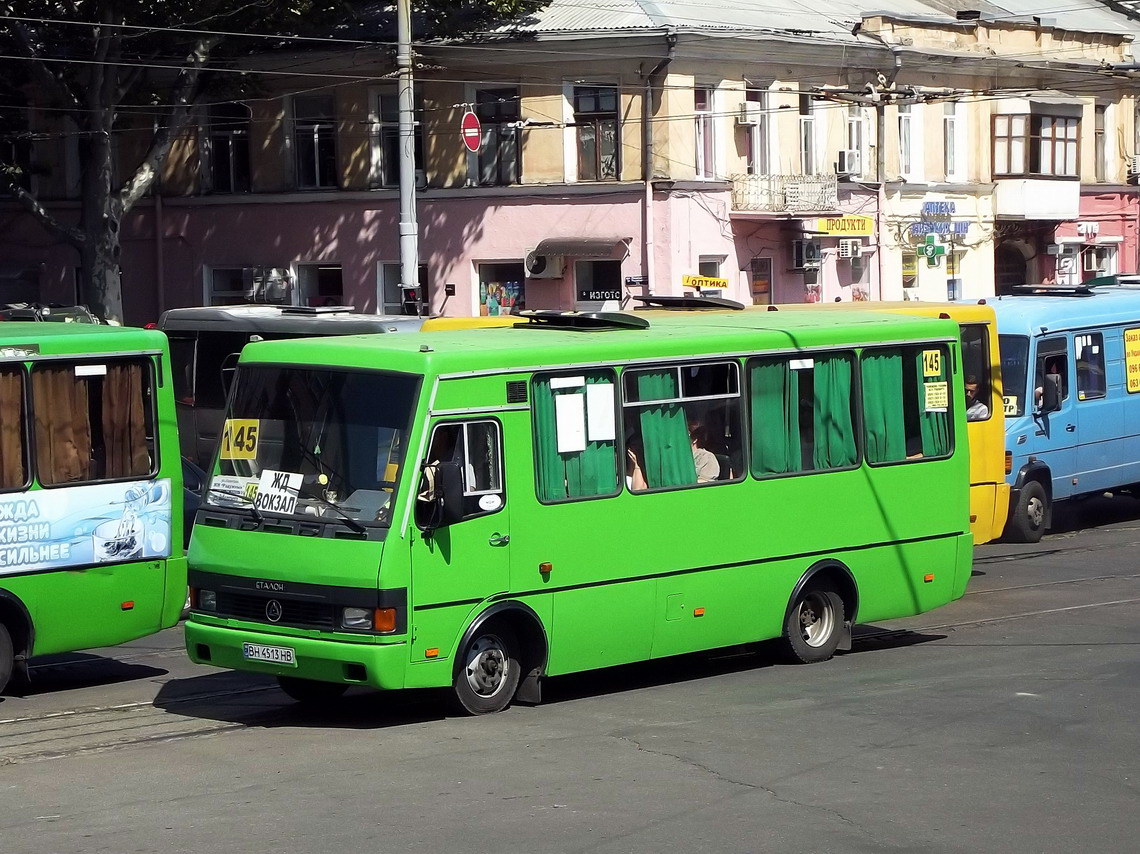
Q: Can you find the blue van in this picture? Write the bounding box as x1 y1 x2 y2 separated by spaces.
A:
992 285 1140 542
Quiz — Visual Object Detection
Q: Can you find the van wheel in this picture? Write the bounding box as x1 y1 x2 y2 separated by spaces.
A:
453 626 520 715
0 623 14 695
1008 480 1049 543
780 587 844 664
276 675 349 704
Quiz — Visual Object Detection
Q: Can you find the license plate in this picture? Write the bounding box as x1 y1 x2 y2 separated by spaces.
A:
242 642 297 667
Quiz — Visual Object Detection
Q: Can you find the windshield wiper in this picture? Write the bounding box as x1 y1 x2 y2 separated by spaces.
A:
205 487 264 524
302 492 367 534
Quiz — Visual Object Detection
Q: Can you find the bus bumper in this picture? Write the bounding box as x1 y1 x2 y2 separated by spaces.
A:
185 620 408 690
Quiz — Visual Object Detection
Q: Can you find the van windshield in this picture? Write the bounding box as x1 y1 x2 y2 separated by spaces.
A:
205 366 419 525
998 335 1029 417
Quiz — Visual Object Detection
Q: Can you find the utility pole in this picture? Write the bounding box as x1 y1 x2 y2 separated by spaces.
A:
397 0 421 314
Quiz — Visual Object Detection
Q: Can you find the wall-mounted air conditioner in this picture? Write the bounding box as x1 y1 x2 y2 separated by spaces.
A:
524 250 565 279
837 238 863 259
835 149 861 177
792 239 822 270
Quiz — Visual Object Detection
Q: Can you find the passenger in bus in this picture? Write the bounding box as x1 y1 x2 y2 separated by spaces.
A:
688 418 721 483
964 375 989 421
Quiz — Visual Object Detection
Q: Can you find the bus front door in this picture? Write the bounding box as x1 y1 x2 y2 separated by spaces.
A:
409 419 510 612
1032 336 1078 500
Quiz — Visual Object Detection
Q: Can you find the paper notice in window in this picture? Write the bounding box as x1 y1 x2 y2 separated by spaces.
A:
924 381 949 412
554 393 587 453
585 383 616 441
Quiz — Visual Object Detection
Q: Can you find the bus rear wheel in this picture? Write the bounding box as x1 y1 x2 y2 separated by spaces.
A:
1007 480 1049 543
780 587 844 664
276 675 349 704
0 623 13 694
453 626 520 715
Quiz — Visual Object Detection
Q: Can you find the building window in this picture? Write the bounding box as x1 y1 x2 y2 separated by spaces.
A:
474 87 520 186
379 263 427 315
296 264 343 307
203 102 250 193
744 85 769 175
993 113 1078 177
846 104 865 177
293 93 337 189
799 93 816 174
1082 245 1116 280
695 86 716 179
376 90 424 188
208 268 248 305
943 102 959 180
898 103 913 177
1095 104 1107 183
478 263 525 316
902 250 918 292
573 85 619 181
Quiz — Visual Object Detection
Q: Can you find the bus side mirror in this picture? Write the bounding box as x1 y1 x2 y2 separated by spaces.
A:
415 461 464 532
1040 373 1062 413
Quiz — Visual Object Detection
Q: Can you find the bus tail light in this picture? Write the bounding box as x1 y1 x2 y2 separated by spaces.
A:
1005 451 1013 475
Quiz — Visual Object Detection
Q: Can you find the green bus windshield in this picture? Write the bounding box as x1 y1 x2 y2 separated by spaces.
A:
207 366 418 525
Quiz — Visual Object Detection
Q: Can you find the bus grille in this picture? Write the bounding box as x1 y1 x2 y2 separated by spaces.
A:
215 592 336 630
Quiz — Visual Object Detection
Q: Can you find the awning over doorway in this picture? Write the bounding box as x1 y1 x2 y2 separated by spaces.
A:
533 237 630 258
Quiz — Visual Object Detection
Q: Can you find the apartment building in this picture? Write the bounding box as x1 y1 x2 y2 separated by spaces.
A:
3 2 1140 321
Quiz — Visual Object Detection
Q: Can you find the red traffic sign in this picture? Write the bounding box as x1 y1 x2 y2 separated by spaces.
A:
461 110 481 152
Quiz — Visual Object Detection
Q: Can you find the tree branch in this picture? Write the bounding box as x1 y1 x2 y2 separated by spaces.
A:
118 36 219 213
0 167 85 246
2 16 84 117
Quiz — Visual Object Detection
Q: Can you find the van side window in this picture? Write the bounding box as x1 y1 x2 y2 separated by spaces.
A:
0 365 28 490
960 324 992 422
533 370 619 502
862 345 952 463
31 359 156 486
424 420 504 518
1075 333 1105 401
623 361 743 491
748 353 857 476
1035 337 1069 404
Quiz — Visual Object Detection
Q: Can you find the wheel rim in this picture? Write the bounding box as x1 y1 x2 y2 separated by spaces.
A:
1026 496 1045 528
464 635 508 697
797 592 836 648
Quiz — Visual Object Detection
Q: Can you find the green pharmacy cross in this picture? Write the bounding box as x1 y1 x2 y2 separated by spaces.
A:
920 233 947 268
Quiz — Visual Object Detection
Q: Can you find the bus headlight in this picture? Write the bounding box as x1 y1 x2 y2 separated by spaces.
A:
341 607 373 630
196 589 217 611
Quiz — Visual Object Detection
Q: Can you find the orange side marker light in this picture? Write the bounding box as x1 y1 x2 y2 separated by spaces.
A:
923 574 935 584
121 601 135 611
425 648 439 658
693 607 705 617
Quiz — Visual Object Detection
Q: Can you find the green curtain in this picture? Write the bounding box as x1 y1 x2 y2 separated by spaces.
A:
813 356 857 469
750 359 800 475
533 373 619 501
862 350 905 463
916 349 951 458
636 370 696 488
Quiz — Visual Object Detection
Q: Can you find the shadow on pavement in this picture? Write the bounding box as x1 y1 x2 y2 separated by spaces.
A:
8 653 168 698
1046 493 1140 535
154 630 945 728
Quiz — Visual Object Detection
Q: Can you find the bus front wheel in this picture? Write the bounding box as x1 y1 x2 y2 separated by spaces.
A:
276 675 349 704
0 622 13 694
780 587 844 664
1008 480 1049 544
453 626 520 715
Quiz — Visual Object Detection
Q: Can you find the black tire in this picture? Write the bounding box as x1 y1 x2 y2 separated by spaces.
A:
452 625 521 715
780 588 844 664
276 675 349 705
0 622 14 695
1007 480 1049 543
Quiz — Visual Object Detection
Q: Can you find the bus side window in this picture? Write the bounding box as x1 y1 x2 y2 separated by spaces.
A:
1075 332 1105 400
532 370 620 502
0 365 28 490
862 345 952 464
420 420 505 523
31 359 157 485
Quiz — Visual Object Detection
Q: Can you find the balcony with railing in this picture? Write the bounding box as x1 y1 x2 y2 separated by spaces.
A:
730 174 839 214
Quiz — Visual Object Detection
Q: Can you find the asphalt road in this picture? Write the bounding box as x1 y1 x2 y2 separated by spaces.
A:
2 496 1138 854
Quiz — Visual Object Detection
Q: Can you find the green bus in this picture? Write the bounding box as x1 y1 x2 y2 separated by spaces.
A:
185 310 972 713
0 324 186 693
